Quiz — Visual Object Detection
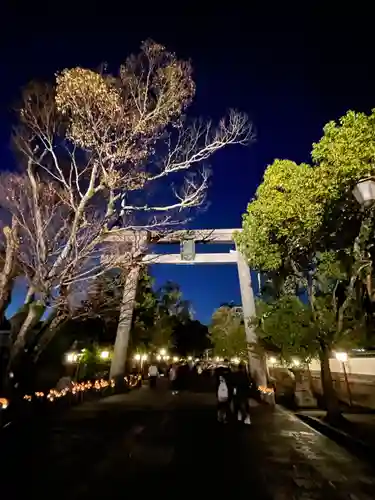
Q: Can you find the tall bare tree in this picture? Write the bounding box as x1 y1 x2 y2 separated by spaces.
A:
8 39 251 372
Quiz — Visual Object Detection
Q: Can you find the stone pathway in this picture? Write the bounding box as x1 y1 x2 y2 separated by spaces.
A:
2 386 375 499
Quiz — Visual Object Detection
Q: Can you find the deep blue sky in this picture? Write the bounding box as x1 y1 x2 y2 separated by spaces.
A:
1 6 374 323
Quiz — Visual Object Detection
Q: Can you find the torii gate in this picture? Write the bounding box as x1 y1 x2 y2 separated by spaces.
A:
105 228 266 386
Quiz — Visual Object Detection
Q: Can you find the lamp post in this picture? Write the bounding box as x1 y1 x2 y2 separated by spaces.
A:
353 177 375 300
353 178 375 208
66 352 81 381
335 351 352 407
134 353 148 374
100 350 110 360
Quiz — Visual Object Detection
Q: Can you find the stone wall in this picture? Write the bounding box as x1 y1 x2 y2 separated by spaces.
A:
308 357 375 409
269 357 375 409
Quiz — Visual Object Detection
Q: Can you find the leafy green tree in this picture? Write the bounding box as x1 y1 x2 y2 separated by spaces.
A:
255 290 368 421
173 319 210 357
147 281 192 351
130 270 158 351
209 306 247 359
236 109 375 421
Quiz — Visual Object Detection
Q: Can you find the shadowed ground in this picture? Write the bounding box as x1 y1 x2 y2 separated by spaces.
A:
2 383 375 499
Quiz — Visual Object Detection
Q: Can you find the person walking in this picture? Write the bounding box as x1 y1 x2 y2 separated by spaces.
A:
169 363 179 395
148 363 159 389
232 362 252 425
215 360 233 423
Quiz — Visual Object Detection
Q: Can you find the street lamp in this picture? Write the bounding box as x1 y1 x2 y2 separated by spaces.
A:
66 352 78 363
334 351 352 406
173 356 179 363
159 348 166 356
268 356 277 366
65 352 81 380
353 178 375 208
335 351 348 363
100 350 110 360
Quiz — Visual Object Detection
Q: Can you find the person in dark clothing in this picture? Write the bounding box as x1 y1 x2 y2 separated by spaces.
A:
177 362 189 391
169 364 179 394
215 361 233 423
232 363 253 425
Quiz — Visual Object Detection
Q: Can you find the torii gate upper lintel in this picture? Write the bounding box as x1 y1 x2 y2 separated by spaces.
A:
108 228 266 386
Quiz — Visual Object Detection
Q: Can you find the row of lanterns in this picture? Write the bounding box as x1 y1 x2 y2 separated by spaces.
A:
2 374 142 408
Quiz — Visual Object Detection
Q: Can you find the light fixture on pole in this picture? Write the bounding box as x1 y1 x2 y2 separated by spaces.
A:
66 352 78 363
353 178 375 207
334 351 352 406
65 352 81 381
268 356 277 366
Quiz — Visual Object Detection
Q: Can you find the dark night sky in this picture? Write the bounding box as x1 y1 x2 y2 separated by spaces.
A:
1 5 374 323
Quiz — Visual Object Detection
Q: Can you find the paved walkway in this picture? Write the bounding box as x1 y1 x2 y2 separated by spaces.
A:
298 409 375 448
2 386 375 499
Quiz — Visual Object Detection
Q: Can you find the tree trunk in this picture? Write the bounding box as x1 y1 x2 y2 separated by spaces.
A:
8 301 46 367
0 219 19 322
319 342 342 423
110 265 140 385
32 309 69 362
0 282 13 324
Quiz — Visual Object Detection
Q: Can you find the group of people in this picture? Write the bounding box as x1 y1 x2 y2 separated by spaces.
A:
148 361 193 393
216 360 258 425
148 358 257 425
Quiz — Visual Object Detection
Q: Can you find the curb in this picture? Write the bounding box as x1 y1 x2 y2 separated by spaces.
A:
296 413 375 466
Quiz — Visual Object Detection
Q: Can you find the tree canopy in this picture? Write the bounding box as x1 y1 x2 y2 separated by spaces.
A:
236 109 375 420
235 109 375 273
209 305 247 359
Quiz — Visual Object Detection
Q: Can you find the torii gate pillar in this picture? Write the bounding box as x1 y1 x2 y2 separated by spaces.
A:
236 246 267 387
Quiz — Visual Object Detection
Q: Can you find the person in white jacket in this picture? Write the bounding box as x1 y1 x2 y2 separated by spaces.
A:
148 363 159 389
